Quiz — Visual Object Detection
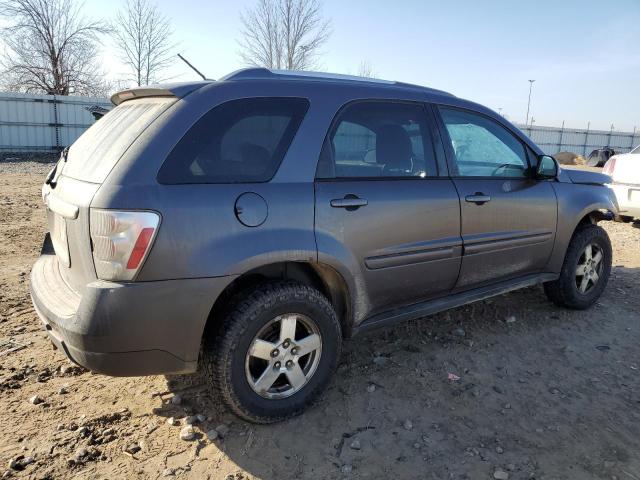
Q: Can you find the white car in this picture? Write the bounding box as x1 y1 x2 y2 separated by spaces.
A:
604 144 640 221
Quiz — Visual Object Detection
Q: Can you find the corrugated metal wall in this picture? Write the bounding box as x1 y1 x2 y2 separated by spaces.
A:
515 124 639 156
1 91 638 157
0 92 111 152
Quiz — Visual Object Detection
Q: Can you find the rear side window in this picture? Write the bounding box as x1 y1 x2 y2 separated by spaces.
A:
64 97 174 183
158 97 309 184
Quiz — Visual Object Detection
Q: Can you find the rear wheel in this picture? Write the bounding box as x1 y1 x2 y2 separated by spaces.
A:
202 281 342 423
544 224 612 309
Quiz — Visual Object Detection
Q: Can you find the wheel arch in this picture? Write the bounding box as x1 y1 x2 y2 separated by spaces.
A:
202 261 354 342
545 187 615 273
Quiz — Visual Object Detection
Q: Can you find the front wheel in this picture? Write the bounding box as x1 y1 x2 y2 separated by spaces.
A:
202 282 342 423
544 224 612 309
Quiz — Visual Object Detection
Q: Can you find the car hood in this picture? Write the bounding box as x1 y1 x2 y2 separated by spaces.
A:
562 168 612 185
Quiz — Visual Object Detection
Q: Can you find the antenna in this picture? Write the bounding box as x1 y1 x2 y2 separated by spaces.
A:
177 54 208 81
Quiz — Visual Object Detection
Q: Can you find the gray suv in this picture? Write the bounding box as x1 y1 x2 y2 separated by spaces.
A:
31 69 617 423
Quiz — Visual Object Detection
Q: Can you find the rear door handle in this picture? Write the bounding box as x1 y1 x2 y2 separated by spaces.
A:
330 195 368 210
465 193 491 205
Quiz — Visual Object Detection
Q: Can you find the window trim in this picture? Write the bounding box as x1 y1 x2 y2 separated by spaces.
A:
433 104 534 180
315 99 440 182
157 96 310 185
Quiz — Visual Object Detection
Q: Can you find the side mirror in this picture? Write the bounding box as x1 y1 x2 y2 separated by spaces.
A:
536 155 558 179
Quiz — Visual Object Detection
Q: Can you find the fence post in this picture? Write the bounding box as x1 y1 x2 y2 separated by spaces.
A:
607 124 613 148
52 95 60 152
558 121 564 153
583 121 590 156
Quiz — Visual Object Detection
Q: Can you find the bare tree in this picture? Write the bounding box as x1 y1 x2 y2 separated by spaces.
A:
113 0 175 86
0 0 110 95
239 0 331 71
357 60 377 78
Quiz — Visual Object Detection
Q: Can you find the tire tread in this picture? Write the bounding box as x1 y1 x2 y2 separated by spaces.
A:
544 224 612 309
202 281 341 423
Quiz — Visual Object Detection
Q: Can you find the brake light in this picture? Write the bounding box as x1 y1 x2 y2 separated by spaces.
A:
90 209 160 281
603 158 616 175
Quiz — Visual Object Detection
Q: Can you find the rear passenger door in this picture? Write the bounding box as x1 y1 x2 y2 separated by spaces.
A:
435 106 557 290
314 101 462 319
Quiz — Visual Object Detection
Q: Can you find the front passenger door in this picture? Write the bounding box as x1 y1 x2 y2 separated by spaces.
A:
436 106 557 290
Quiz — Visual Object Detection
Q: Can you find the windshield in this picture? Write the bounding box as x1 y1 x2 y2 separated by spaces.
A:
631 144 640 154
62 97 174 183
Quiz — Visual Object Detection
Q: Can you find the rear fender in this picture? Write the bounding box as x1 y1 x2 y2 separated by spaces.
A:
315 232 369 326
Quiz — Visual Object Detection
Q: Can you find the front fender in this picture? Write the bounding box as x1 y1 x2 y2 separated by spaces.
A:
545 183 617 273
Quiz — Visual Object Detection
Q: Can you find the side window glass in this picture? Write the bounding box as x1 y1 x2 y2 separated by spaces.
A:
439 107 529 178
158 97 309 184
317 102 436 179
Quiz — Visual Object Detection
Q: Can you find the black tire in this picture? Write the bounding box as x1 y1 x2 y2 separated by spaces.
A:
615 215 634 223
202 281 342 423
544 224 612 309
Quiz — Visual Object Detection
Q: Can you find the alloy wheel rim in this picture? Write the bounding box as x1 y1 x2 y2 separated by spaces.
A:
575 243 604 294
245 313 322 399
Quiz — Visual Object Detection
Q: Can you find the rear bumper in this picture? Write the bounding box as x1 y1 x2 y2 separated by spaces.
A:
610 183 640 218
29 253 234 376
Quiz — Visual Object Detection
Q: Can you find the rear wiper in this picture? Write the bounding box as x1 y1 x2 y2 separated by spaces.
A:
45 147 69 188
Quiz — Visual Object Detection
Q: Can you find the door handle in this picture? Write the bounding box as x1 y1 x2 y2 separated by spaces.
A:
330 195 368 210
465 193 491 205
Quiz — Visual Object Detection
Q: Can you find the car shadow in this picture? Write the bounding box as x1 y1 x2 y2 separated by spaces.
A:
157 267 640 479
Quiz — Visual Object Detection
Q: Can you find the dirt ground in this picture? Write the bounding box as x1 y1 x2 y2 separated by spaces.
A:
1 160 639 480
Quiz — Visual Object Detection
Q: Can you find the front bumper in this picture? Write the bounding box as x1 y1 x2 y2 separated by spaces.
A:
30 253 233 376
610 183 640 219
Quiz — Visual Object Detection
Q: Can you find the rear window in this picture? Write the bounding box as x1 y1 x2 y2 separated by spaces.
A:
63 97 174 183
158 97 309 184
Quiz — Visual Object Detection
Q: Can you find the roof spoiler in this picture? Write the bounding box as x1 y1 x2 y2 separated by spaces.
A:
110 81 212 106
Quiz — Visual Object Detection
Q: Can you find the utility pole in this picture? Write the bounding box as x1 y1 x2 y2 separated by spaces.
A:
525 79 535 126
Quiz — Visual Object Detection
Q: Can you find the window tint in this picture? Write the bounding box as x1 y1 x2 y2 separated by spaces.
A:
439 107 529 178
158 97 309 184
317 101 436 179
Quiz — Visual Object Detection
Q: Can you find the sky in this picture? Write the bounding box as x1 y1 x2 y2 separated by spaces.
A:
83 0 640 131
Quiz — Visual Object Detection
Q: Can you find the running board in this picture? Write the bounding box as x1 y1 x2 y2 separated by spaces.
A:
354 273 559 335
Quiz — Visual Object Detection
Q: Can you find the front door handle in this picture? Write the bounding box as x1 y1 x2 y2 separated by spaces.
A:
465 193 491 205
330 195 368 210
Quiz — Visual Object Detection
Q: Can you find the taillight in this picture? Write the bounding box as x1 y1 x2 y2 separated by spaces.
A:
90 209 160 281
603 158 616 176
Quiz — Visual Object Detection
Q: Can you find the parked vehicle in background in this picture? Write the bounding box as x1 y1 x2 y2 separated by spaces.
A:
30 69 618 423
587 147 617 167
604 144 640 221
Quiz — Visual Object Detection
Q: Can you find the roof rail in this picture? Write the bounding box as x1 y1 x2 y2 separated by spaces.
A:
221 68 395 85
219 68 454 97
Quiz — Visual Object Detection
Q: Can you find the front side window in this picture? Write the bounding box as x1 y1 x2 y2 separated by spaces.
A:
158 97 309 184
316 101 436 179
439 107 529 178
